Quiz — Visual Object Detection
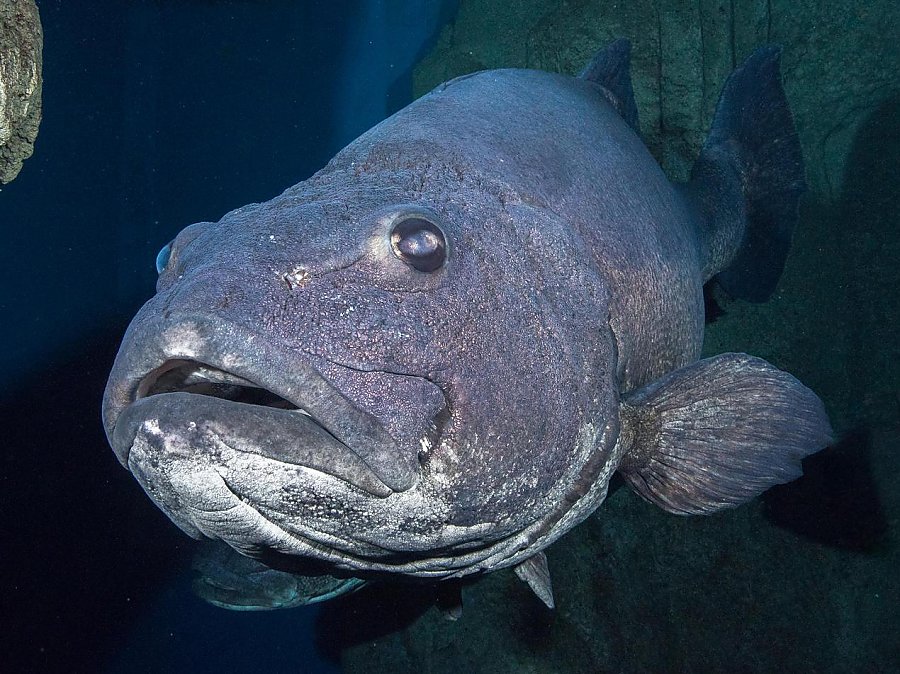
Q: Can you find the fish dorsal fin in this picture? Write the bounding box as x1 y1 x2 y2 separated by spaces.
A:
514 551 555 609
578 38 640 133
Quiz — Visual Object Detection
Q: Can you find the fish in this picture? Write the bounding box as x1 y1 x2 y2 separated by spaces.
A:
103 39 832 610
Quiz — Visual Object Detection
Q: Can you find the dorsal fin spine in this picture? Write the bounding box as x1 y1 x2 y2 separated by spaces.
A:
578 38 640 133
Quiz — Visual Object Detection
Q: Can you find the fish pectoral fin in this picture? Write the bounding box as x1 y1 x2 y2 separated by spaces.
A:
617 353 833 515
514 551 555 609
690 46 805 301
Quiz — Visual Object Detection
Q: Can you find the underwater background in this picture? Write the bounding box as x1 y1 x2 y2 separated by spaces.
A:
1 0 897 672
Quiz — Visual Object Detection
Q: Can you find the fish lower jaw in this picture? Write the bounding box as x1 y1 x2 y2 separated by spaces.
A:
129 443 541 578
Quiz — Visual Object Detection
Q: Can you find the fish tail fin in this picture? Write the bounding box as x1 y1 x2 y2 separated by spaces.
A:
687 45 806 302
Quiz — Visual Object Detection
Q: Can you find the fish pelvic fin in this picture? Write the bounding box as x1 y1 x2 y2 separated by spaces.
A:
578 38 640 133
191 541 364 610
514 551 555 609
685 45 806 301
617 353 832 515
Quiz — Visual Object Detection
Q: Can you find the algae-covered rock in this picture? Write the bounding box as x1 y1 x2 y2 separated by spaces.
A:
0 0 42 184
414 0 898 194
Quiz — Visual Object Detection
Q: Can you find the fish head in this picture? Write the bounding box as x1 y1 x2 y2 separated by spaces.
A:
103 172 621 579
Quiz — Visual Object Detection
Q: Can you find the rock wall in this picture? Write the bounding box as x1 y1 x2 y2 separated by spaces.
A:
413 0 897 196
0 0 42 184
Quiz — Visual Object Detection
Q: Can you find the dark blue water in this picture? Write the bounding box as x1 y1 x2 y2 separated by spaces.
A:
0 1 454 671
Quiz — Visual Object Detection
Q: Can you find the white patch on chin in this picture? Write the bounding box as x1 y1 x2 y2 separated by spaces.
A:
142 418 163 438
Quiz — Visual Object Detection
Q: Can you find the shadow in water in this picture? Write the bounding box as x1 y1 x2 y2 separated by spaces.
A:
703 282 727 323
315 580 443 662
765 93 899 556
764 429 888 552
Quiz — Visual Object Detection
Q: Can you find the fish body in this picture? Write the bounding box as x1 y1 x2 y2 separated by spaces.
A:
103 41 831 607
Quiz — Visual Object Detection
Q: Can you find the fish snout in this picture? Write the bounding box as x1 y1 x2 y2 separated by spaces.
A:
103 311 423 496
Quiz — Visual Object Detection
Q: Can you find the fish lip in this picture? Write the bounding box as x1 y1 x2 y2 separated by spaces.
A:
115 390 396 498
103 312 420 494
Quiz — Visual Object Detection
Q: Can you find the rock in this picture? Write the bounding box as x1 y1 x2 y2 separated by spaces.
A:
0 0 42 184
413 0 898 195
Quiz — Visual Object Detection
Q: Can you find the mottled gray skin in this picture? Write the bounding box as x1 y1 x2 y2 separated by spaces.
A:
103 64 765 581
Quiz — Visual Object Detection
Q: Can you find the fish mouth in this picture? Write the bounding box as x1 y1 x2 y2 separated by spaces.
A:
103 314 422 499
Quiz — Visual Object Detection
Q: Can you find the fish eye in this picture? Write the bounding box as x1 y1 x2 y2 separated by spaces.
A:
389 217 447 272
155 241 173 274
